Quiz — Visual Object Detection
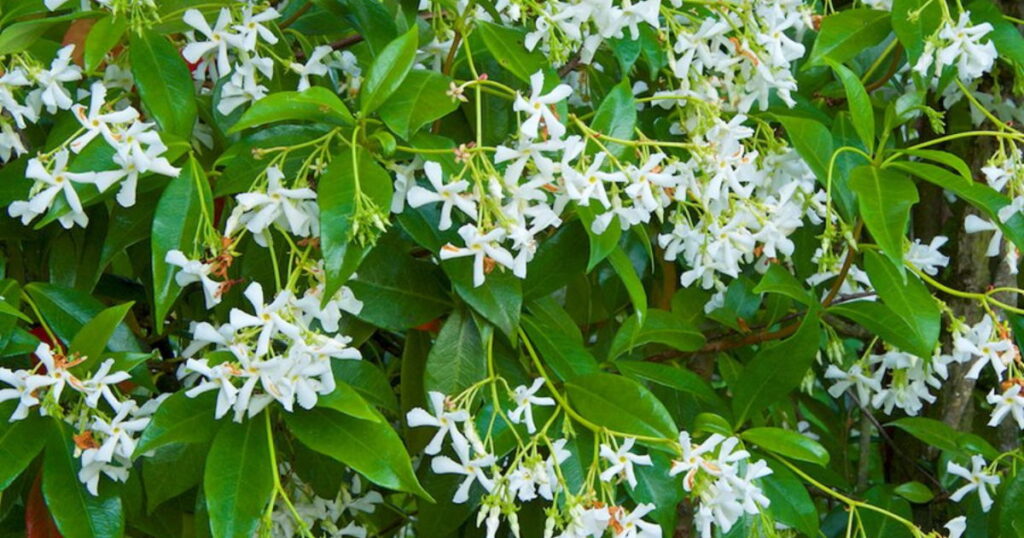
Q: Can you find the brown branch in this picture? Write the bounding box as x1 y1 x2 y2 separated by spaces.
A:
279 2 312 28
865 45 903 93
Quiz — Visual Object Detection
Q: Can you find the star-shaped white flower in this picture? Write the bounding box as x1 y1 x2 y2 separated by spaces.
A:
513 70 572 140
599 437 652 488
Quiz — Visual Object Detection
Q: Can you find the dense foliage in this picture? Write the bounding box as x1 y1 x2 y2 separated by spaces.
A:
1 0 1024 536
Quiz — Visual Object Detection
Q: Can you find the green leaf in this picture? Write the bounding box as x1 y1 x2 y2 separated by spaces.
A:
0 403 45 490
616 361 728 415
774 115 854 218
360 25 418 115
43 420 124 538
204 417 274 538
828 300 935 358
887 417 964 454
863 250 939 357
849 165 918 267
316 379 383 423
589 79 637 159
25 283 141 351
348 237 451 330
521 314 599 381
379 70 459 138
565 373 677 440
732 315 820 426
753 264 817 308
151 156 213 327
741 427 830 466
826 60 875 153
578 206 622 271
333 360 400 413
0 11 100 55
894 481 934 503
68 301 134 368
892 0 942 64
608 309 704 359
135 392 221 455
228 87 354 133
332 0 398 55
130 32 197 139
143 442 208 513
899 149 973 182
999 471 1024 536
319 146 393 301
807 9 892 67
693 413 733 436
284 407 432 499
444 261 522 341
424 308 486 396
476 21 547 83
763 460 819 538
627 452 684 535
861 486 914 538
523 219 589 299
608 247 647 325
85 15 128 72
891 160 1024 254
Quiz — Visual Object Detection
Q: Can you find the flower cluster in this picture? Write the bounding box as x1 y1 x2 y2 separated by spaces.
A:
0 342 156 495
915 12 998 87
177 281 362 422
270 470 383 538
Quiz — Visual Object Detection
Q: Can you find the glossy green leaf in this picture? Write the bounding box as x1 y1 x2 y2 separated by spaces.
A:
899 149 972 182
379 70 459 138
608 309 704 359
25 283 141 351
753 264 817 308
578 206 622 271
741 427 830 465
85 15 128 72
763 460 819 538
566 373 677 440
43 420 124 538
849 165 918 268
589 79 637 159
521 314 599 381
348 237 451 330
894 481 934 503
999 471 1024 536
887 417 964 454
68 301 134 367
228 87 354 133
316 379 383 423
130 32 197 139
826 60 874 153
523 219 588 299
360 25 418 115
333 360 400 413
807 9 892 66
892 0 942 64
828 300 935 358
616 361 728 415
204 417 273 538
732 315 820 426
0 11 100 55
424 308 486 396
0 402 45 490
142 442 208 513
135 392 221 455
319 146 393 301
775 115 854 218
476 21 547 83
608 248 647 325
285 407 432 499
864 250 939 357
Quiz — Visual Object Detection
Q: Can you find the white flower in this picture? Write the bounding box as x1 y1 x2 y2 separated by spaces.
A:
0 368 40 421
233 5 280 50
406 161 476 230
944 516 967 538
30 45 82 114
77 448 129 496
80 359 132 409
406 391 469 454
986 384 1024 429
507 378 555 433
165 250 222 309
27 343 78 406
513 71 572 140
669 432 724 491
953 317 1015 380
937 12 997 82
430 434 496 503
947 455 1000 512
229 283 303 357
290 46 333 91
613 503 662 538
9 151 119 228
183 8 240 76
906 236 950 276
824 363 883 404
183 358 239 419
69 82 139 153
92 402 149 462
438 225 515 287
228 166 318 243
599 437 652 488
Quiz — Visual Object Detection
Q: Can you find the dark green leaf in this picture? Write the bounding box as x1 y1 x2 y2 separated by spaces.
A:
228 87 354 133
424 308 486 396
348 237 451 330
130 32 197 138
863 250 939 357
608 309 704 359
285 407 432 499
608 247 647 324
616 361 728 415
135 392 221 455
360 26 418 115
849 165 918 267
764 460 819 538
68 301 134 368
732 315 820 426
43 420 124 538
741 427 830 465
826 60 874 153
828 301 934 358
807 9 892 66
85 15 128 72
476 21 546 83
521 314 599 381
204 417 273 538
566 373 677 439
379 70 459 138
589 79 637 159
894 481 934 503
0 403 45 490
25 283 141 351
